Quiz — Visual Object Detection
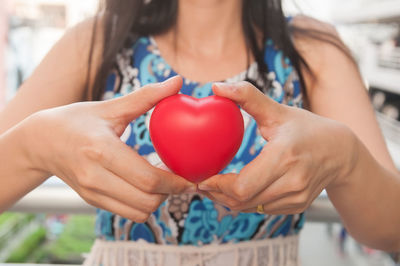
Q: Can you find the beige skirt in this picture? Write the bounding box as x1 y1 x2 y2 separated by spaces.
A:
83 235 299 266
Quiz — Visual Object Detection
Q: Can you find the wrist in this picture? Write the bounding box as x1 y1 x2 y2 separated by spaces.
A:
19 113 52 181
327 124 361 190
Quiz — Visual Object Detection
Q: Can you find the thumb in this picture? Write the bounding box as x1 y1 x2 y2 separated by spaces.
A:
101 76 183 124
212 81 287 128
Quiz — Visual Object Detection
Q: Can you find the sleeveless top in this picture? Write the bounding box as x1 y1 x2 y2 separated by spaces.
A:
96 36 305 246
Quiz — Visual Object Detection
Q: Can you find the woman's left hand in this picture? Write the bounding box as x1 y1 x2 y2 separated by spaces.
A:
198 81 358 214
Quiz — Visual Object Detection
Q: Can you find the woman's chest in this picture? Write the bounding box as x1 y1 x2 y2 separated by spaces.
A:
96 36 305 245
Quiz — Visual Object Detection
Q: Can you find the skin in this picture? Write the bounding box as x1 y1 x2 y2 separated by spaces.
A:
154 0 249 83
0 76 195 221
0 0 399 251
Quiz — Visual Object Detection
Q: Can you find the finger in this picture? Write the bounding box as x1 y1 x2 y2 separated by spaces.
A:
92 136 196 194
198 173 238 193
199 144 286 201
242 200 301 215
207 168 302 210
200 190 238 209
212 81 287 129
200 190 297 215
102 75 183 126
82 191 151 223
241 176 322 215
241 205 300 215
199 191 218 202
241 193 310 215
202 187 299 215
88 167 168 213
154 161 172 173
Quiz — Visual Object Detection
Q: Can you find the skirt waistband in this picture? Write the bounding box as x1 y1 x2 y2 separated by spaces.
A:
84 235 299 266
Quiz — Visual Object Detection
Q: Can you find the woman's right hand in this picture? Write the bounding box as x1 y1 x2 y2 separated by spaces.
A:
23 76 195 222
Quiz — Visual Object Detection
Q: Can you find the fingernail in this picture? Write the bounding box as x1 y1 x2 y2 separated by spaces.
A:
157 163 171 172
162 75 180 84
198 184 213 191
183 186 197 194
214 82 233 90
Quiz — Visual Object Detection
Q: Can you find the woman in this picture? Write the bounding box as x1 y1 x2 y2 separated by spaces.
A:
1 0 399 265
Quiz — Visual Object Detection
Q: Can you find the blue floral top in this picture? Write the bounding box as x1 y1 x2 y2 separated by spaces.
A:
96 36 305 246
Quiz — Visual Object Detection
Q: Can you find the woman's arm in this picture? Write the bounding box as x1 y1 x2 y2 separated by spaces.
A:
293 16 400 250
0 118 48 213
0 17 102 211
0 76 194 218
200 81 400 252
198 16 400 252
293 16 397 172
0 17 194 219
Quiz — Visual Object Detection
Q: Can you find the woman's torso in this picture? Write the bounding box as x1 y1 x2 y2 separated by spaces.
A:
96 35 305 246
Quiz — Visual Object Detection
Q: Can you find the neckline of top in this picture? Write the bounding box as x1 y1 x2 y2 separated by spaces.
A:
147 35 259 85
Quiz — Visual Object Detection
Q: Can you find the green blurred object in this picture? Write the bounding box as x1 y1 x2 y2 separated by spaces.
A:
46 215 95 264
0 213 95 264
0 213 36 252
5 227 46 263
0 213 19 226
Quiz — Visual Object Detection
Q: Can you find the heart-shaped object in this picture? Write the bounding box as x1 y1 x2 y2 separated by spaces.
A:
149 94 244 183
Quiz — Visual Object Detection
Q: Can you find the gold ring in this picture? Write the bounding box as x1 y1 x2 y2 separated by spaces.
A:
256 204 265 214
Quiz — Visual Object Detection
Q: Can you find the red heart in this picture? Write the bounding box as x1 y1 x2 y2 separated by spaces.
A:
149 94 244 183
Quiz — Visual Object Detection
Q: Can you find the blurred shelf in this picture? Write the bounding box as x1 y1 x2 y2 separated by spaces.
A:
10 185 96 215
377 112 400 169
367 67 400 95
299 223 396 266
360 44 400 96
368 47 400 95
334 0 400 24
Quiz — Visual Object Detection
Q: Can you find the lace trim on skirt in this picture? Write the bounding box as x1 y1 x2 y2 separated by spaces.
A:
84 235 299 266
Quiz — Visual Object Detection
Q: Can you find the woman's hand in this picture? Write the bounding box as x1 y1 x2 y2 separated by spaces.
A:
22 76 194 222
198 81 357 214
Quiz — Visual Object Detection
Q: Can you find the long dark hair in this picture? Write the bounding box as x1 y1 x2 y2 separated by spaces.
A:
88 0 351 105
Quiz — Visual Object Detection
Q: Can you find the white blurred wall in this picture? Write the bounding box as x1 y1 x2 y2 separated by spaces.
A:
3 0 98 102
0 1 10 108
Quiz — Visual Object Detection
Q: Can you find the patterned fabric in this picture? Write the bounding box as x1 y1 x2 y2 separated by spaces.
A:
96 36 305 246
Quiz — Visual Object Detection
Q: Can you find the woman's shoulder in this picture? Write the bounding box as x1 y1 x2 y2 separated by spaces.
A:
264 15 342 64
30 14 106 101
289 15 353 80
0 15 108 134
289 15 345 57
70 14 107 98
61 14 106 68
290 15 339 37
290 15 351 56
14 15 106 104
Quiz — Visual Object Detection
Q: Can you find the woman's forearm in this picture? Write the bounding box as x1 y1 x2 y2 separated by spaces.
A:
327 136 400 252
0 119 50 213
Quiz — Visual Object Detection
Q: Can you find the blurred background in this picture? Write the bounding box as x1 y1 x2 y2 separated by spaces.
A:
0 0 399 265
